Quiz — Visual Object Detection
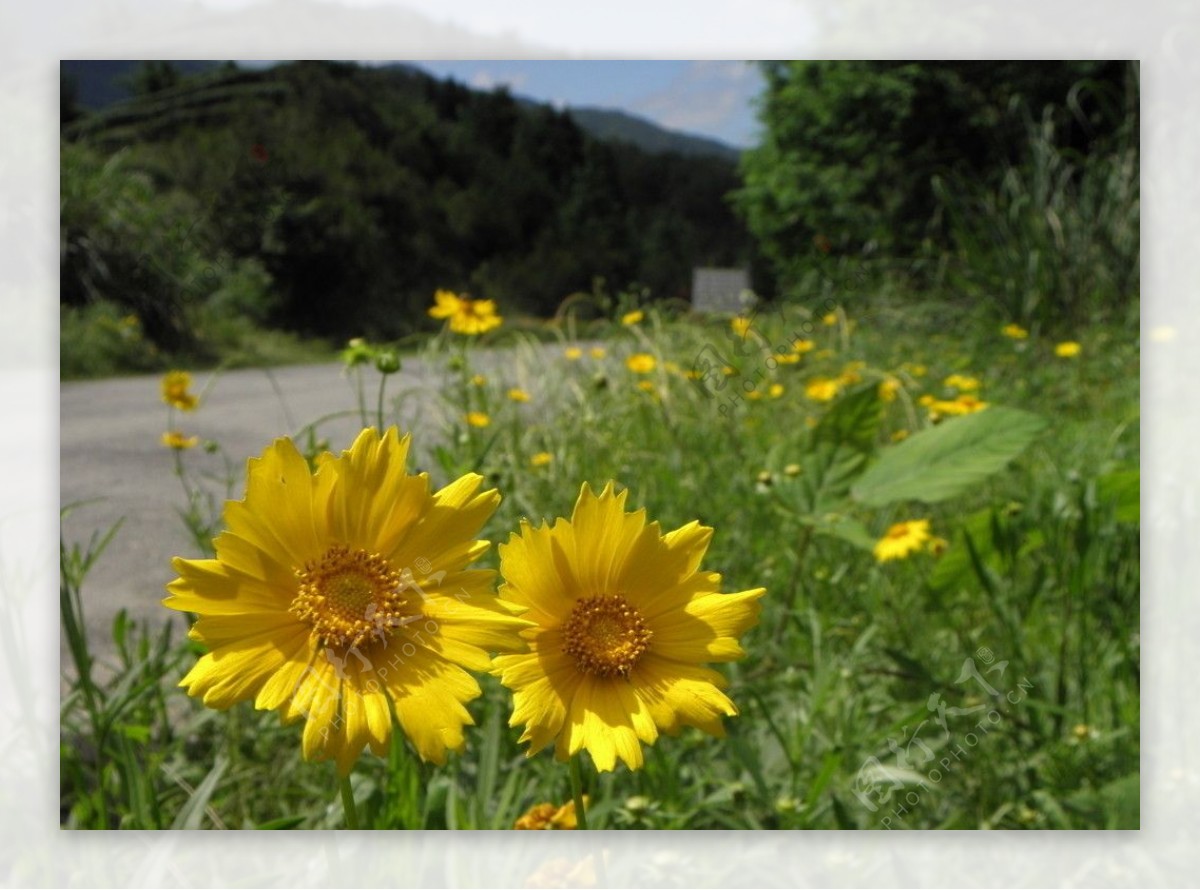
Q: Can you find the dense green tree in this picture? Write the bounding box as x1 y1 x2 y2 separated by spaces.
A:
734 61 1136 296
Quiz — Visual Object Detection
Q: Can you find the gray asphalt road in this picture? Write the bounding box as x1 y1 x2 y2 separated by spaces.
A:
60 348 545 677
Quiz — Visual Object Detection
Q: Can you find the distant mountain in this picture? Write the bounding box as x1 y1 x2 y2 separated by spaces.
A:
565 107 741 161
62 60 742 161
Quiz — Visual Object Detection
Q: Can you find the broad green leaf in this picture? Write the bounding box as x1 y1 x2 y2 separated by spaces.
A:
798 442 867 515
812 383 883 453
851 407 1046 506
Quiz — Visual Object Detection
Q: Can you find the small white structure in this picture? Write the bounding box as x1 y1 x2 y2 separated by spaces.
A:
691 267 754 314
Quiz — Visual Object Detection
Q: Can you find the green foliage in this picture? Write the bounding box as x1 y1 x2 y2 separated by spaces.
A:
852 407 1047 506
60 300 162 378
61 61 755 346
931 111 1140 327
735 61 1138 326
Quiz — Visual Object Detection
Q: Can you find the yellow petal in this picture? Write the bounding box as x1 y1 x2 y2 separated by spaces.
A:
648 588 766 663
631 654 736 738
390 474 499 573
164 557 291 614
239 438 324 567
497 520 579 623
381 647 480 764
325 428 429 556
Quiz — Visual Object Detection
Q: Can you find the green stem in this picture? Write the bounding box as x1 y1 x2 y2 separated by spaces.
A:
355 367 369 428
375 369 389 431
568 754 589 830
340 773 360 829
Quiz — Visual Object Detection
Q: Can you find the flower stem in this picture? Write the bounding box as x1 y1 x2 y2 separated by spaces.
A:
568 754 589 830
375 369 388 431
339 773 360 829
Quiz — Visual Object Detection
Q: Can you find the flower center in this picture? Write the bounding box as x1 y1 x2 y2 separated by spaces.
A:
290 545 411 650
561 595 652 678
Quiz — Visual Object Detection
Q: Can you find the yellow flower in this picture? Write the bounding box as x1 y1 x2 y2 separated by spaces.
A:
768 383 785 398
1001 323 1029 340
874 519 932 562
161 430 199 450
822 312 838 326
804 377 840 402
721 366 736 377
943 374 980 392
928 395 989 417
783 463 802 477
891 429 909 442
564 347 583 361
792 339 815 354
902 362 927 377
428 289 503 335
1055 341 1082 358
163 428 529 775
492 483 766 772
746 389 763 401
513 798 584 830
621 310 644 326
879 378 900 402
161 370 199 411
507 388 532 403
637 380 657 393
917 394 936 407
773 352 800 365
530 452 554 468
471 374 487 387
625 353 657 374
465 412 491 428
589 347 606 359
730 316 753 337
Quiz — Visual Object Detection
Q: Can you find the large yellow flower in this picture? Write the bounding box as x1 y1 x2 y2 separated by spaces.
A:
163 427 529 775
492 483 766 772
428 289 503 335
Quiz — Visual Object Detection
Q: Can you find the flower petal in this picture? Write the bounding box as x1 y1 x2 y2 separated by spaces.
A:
649 588 766 663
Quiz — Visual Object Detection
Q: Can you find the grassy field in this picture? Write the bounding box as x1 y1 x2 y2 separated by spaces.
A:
60 293 1139 830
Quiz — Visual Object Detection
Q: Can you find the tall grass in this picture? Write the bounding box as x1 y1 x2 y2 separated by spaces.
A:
931 111 1139 330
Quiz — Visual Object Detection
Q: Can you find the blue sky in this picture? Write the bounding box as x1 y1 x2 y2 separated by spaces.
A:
405 60 766 149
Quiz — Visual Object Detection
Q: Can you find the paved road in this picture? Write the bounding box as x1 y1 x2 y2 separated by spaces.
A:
60 347 552 677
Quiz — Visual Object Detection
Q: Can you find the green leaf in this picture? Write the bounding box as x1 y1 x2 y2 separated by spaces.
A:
170 754 227 829
812 383 883 453
806 513 876 552
851 407 1046 506
798 443 867 515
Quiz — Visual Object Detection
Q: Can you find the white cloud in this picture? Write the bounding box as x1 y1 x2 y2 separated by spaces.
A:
468 69 528 91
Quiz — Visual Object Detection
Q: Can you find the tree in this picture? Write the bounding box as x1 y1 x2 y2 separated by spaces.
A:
733 61 1133 296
